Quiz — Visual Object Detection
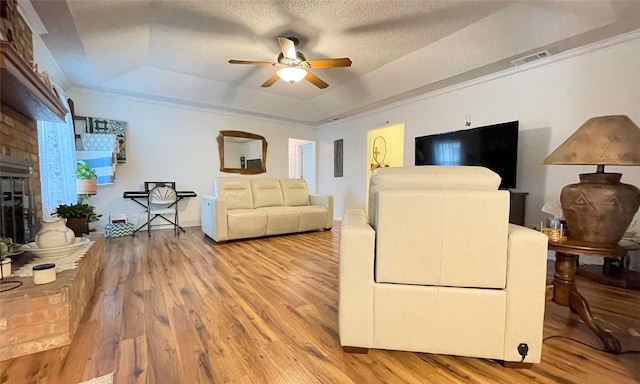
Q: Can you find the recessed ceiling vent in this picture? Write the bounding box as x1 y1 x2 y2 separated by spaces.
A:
328 117 341 122
511 50 550 66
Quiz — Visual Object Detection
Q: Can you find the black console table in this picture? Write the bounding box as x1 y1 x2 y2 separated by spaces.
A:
508 191 527 226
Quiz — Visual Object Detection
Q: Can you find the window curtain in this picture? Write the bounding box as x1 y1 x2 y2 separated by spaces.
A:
38 91 77 217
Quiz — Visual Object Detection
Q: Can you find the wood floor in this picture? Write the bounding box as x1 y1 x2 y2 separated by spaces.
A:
1 224 639 384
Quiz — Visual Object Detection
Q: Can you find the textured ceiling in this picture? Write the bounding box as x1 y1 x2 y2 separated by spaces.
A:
28 0 640 125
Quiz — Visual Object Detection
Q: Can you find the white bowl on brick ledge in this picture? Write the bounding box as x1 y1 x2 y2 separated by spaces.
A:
22 237 90 259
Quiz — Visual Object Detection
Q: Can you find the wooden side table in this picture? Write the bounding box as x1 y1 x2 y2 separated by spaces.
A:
575 240 640 289
548 238 628 352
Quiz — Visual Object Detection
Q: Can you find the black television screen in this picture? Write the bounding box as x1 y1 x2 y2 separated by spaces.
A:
246 158 262 169
415 121 519 189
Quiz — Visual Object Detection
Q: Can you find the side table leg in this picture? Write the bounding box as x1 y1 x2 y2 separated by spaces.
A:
568 289 622 352
552 252 577 307
553 251 622 353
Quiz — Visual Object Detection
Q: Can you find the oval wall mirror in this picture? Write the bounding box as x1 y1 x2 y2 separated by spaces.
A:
217 130 268 174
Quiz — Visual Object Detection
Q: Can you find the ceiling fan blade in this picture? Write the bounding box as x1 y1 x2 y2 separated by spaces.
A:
307 58 352 68
261 73 280 88
278 37 297 60
305 71 329 89
229 60 274 66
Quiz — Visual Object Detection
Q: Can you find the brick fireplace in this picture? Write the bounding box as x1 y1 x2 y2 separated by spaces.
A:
1 1 66 233
1 33 67 234
0 56 106 361
1 104 41 242
1 9 103 361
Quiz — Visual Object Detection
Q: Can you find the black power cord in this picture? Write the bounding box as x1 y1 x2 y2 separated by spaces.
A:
543 335 640 355
517 343 529 362
0 280 23 292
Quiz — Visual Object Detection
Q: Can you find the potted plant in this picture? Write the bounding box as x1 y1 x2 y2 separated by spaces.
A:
0 238 22 279
53 203 102 236
75 160 97 195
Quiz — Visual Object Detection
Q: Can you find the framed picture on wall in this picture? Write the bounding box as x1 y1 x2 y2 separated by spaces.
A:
86 117 128 163
334 139 343 177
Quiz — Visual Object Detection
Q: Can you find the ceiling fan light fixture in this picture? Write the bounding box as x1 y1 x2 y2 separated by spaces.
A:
229 36 350 89
277 67 307 84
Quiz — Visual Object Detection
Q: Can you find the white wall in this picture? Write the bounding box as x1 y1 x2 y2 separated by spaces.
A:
67 89 316 231
31 11 639 268
316 34 640 238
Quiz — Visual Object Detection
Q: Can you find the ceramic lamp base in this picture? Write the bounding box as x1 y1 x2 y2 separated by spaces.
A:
560 172 640 244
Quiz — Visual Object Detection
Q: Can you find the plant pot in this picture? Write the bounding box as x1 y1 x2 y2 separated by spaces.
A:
65 217 89 237
1 258 11 279
76 179 97 195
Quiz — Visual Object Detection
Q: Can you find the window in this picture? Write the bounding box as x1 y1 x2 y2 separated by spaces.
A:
37 97 77 216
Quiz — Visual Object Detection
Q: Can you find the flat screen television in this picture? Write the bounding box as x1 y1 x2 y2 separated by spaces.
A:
246 158 262 169
415 121 519 189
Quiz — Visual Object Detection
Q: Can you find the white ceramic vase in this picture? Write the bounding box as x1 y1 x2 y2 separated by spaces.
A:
0 258 11 279
35 218 75 249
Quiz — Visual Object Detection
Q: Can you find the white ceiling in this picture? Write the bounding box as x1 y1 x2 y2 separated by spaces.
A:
28 0 640 125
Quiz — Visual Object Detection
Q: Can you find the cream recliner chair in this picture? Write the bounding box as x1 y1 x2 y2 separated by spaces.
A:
339 166 548 366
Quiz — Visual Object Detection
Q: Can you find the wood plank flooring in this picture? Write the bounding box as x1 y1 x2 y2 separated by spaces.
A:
1 224 639 384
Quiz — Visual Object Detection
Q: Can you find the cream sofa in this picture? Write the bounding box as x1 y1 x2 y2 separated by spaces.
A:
339 166 548 365
201 177 333 242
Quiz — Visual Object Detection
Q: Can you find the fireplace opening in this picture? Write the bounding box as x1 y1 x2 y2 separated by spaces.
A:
0 155 36 244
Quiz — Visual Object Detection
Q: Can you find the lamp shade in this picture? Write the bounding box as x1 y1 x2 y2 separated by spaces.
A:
277 67 307 84
544 115 640 165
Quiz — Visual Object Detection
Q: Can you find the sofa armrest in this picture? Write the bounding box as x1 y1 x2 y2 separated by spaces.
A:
310 194 334 229
201 195 228 242
339 209 376 348
503 224 549 363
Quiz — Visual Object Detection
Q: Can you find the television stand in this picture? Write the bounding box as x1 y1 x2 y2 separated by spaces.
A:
508 191 527 226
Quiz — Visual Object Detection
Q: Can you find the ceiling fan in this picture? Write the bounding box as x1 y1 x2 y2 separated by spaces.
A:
228 37 352 89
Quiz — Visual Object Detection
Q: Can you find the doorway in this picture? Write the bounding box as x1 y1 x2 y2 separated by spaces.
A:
365 123 405 210
288 138 316 193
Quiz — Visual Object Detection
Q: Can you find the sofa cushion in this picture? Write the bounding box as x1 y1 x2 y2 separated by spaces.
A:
368 166 501 229
227 209 267 239
262 206 300 236
374 189 509 289
214 177 253 210
297 205 328 232
280 178 311 206
372 284 506 358
251 178 284 208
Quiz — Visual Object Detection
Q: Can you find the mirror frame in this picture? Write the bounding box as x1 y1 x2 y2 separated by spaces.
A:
216 130 268 175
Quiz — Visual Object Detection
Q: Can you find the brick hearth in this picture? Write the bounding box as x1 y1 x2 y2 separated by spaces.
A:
0 235 104 361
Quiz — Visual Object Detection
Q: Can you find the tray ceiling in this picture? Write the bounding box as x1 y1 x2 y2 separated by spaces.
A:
28 0 640 125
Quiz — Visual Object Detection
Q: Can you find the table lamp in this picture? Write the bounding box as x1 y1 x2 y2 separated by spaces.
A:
544 115 640 244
